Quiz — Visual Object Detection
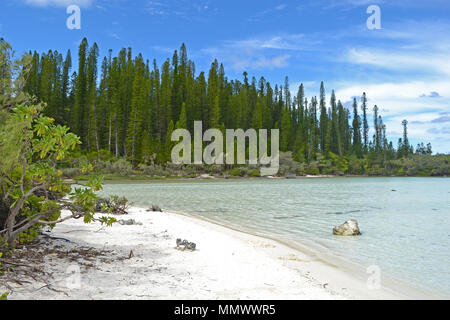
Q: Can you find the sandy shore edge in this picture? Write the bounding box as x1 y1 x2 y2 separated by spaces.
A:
1 206 433 300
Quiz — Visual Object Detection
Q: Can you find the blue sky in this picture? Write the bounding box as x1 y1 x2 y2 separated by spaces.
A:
0 0 449 153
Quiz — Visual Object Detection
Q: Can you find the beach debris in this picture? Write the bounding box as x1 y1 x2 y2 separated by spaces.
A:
95 195 130 215
128 250 134 259
118 219 142 226
175 238 196 251
333 219 361 236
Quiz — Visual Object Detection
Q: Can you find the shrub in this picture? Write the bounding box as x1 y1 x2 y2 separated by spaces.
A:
137 163 170 176
96 195 130 215
306 166 320 175
111 159 134 176
61 167 81 178
230 168 241 176
279 152 299 175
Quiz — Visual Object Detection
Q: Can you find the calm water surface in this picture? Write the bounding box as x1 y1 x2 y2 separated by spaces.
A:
99 177 450 297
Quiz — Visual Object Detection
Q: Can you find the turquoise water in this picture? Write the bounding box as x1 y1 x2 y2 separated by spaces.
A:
99 177 450 297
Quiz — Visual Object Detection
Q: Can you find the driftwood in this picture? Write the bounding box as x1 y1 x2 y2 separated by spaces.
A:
0 236 118 295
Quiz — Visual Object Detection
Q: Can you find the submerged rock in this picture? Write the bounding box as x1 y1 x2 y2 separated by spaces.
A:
333 219 361 236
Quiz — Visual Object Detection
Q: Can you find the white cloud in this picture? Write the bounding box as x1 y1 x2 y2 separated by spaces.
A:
225 34 312 51
346 48 450 76
24 0 93 8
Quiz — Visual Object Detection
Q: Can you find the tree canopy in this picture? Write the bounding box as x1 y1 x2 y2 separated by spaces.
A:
21 38 429 167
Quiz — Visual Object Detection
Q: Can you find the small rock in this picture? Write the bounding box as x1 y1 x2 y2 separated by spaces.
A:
333 219 361 236
150 205 162 212
175 238 196 251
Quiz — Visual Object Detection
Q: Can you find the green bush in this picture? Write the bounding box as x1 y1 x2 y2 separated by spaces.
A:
137 163 170 176
230 168 241 177
61 167 81 178
306 166 320 175
111 159 134 176
96 195 130 215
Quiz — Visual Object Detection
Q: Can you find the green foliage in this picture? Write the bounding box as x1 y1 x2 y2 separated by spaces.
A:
0 37 442 181
279 152 298 176
17 37 438 172
0 42 114 248
0 292 8 300
249 169 260 177
96 195 130 215
230 168 247 177
110 159 134 176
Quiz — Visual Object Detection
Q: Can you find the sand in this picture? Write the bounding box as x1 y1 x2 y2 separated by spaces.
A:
1 207 422 300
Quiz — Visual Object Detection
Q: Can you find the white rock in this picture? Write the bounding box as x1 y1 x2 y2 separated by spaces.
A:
333 219 361 236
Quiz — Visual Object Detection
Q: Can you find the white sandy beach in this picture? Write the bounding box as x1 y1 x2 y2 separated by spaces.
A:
1 206 425 300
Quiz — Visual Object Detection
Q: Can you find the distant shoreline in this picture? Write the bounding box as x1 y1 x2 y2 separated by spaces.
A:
67 173 449 185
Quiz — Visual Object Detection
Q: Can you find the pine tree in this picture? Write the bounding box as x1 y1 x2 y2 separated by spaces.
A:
330 90 340 155
210 95 220 128
280 106 291 152
71 38 88 140
319 81 328 154
361 92 369 153
352 98 362 157
61 50 72 123
373 105 381 152
126 55 146 162
86 43 99 152
176 102 187 129
400 119 411 157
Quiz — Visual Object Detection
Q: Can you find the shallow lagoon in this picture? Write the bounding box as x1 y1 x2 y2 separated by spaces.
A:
100 177 450 297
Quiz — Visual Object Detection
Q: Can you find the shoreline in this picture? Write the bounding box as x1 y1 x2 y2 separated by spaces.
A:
158 207 440 300
1 206 440 300
68 174 450 185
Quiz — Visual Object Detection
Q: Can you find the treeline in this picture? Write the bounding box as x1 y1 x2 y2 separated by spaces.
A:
23 38 431 166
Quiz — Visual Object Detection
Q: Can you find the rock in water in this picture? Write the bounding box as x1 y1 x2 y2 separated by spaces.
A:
333 219 361 236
